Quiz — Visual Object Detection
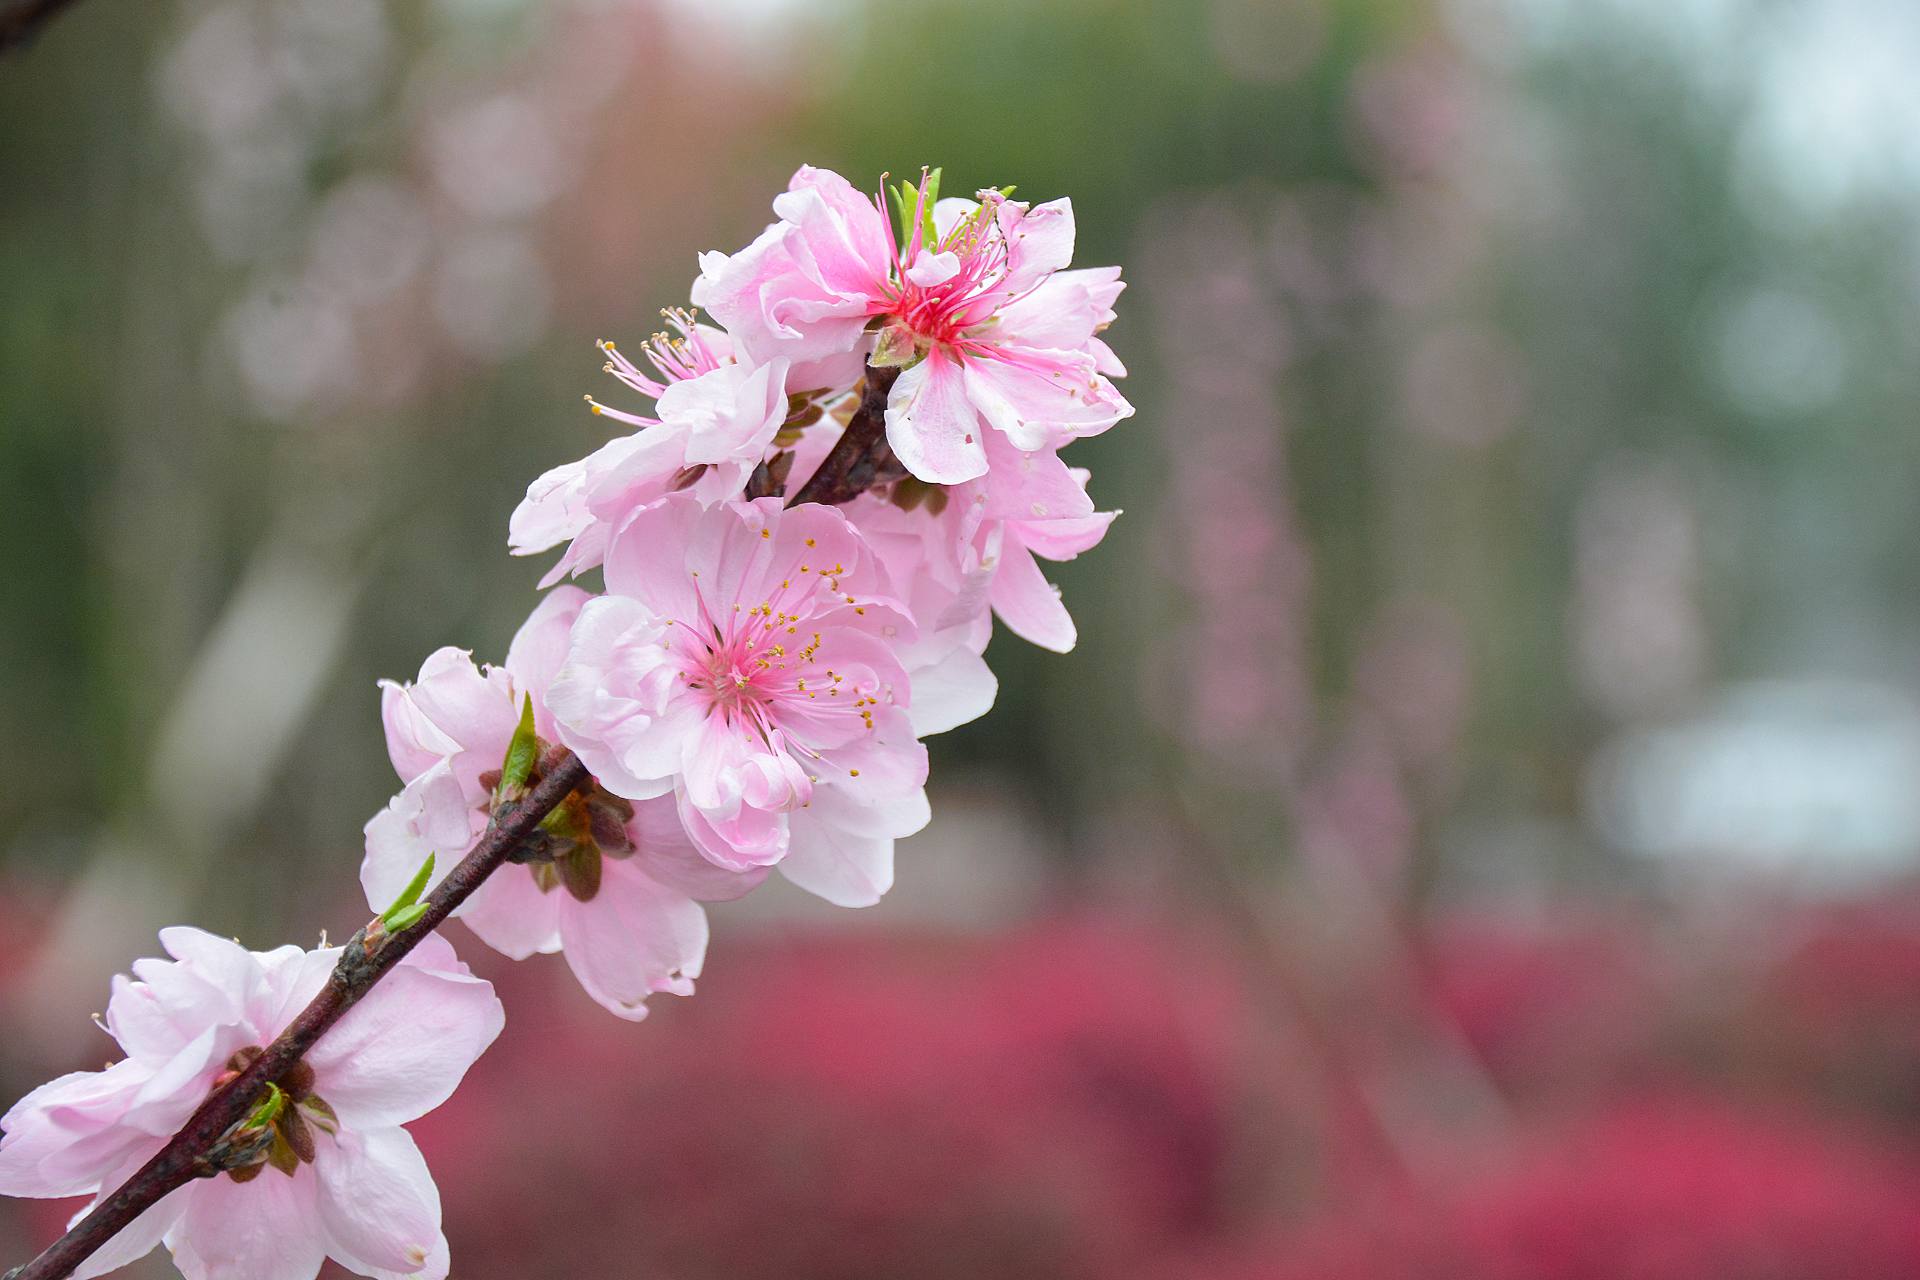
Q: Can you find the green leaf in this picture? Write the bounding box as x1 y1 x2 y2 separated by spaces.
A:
498 694 539 800
888 181 914 247
384 902 431 933
380 852 435 926
243 1082 285 1130
920 167 942 243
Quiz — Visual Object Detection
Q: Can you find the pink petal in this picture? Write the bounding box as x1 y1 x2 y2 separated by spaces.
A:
453 866 563 961
166 1160 324 1280
988 540 1078 653
507 454 592 557
600 499 706 621
68 1149 182 1280
556 860 707 1021
961 349 1129 452
905 644 997 736
771 165 892 297
997 197 1076 294
303 946 504 1129
625 794 768 901
1016 511 1117 561
886 349 988 484
779 783 929 907
503 585 591 739
0 1065 153 1198
360 762 481 917
316 1127 445 1280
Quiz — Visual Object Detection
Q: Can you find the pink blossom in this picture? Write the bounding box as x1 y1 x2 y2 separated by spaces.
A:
693 165 1132 485
851 429 1115 654
363 586 721 1021
546 495 930 905
508 315 793 584
0 928 502 1280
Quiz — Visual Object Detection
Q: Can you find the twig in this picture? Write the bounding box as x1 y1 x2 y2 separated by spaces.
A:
5 753 592 1280
0 0 84 55
786 365 900 507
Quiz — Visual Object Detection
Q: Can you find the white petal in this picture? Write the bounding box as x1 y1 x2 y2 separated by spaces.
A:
68 1149 183 1280
166 1164 326 1280
905 644 997 736
453 866 564 960
557 860 707 1021
779 783 929 907
316 1128 444 1279
303 952 504 1129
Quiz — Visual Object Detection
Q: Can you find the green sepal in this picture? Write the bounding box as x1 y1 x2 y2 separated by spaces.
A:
266 1125 300 1177
888 168 942 249
557 845 603 903
920 167 942 243
870 323 923 369
496 694 539 802
380 852 435 926
300 1096 340 1136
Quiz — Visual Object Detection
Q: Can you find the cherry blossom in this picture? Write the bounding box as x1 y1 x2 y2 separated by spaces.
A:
546 494 929 905
693 165 1132 485
850 427 1115 654
508 315 792 584
0 929 502 1280
363 586 723 1021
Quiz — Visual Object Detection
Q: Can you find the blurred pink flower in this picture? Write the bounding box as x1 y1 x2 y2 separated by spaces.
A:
0 929 502 1280
363 586 715 1021
547 495 929 904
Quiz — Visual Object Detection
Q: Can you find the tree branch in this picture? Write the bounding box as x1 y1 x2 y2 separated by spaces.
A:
0 0 84 55
5 752 592 1280
786 365 901 508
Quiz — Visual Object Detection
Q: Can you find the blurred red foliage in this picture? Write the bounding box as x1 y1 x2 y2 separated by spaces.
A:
1152 1099 1920 1280
11 896 1920 1279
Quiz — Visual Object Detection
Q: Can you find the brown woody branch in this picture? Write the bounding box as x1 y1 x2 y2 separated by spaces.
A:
5 753 592 1280
785 364 902 507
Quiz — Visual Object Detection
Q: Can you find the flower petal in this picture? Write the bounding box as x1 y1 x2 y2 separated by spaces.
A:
0 1064 154 1198
886 350 987 485
557 859 707 1021
68 1148 182 1280
302 944 503 1129
502 585 591 739
453 866 563 960
166 1161 325 1280
779 782 929 907
988 539 1078 653
315 1127 445 1280
905 643 997 737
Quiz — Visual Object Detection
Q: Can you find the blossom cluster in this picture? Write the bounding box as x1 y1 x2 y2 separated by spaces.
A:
0 166 1127 1280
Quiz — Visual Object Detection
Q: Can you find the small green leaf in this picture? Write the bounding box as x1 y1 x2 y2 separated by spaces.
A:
497 694 539 799
384 902 432 932
920 167 942 243
888 181 914 247
243 1082 286 1130
380 852 435 925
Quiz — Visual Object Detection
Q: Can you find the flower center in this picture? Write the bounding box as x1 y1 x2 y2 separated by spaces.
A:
207 1046 339 1183
479 740 636 903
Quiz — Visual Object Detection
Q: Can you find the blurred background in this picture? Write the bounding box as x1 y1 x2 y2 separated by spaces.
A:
7 0 1920 1275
